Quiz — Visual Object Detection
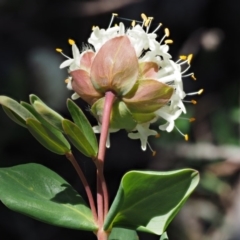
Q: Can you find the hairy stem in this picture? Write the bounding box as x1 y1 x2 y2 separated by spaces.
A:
96 91 116 228
65 152 98 224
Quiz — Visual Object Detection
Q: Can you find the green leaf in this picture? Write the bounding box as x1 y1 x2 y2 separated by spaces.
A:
0 96 35 127
160 232 169 240
67 99 98 156
108 227 138 240
0 163 97 231
27 118 70 155
62 119 97 158
32 100 64 132
21 102 71 150
104 169 199 235
29 94 44 105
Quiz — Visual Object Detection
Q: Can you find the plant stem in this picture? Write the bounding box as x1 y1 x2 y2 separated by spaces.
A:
96 91 116 227
65 152 98 224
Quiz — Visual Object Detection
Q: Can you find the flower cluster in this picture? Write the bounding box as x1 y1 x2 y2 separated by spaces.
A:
57 13 203 152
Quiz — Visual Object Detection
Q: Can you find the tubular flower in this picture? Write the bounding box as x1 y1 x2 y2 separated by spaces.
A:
57 13 202 151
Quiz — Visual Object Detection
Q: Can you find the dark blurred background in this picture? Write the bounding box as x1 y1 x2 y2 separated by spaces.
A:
0 0 240 239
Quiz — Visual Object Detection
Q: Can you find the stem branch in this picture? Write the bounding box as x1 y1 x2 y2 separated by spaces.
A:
66 152 98 224
96 91 116 227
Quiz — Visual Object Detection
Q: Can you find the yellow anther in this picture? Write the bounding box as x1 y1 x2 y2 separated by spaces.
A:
165 39 173 44
191 74 197 80
112 13 118 16
191 100 197 105
187 54 193 64
92 25 96 30
114 23 118 27
144 18 151 27
198 89 204 95
68 39 75 45
180 55 187 60
65 78 70 83
131 20 136 27
152 151 157 157
55 48 62 52
184 134 189 141
164 28 170 37
189 118 196 122
155 133 160 138
141 13 148 21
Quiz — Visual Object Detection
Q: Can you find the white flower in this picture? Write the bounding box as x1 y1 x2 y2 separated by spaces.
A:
128 123 158 151
59 40 81 71
93 124 120 148
155 106 182 132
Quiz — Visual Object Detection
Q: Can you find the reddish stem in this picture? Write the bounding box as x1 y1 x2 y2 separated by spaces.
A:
96 91 116 229
65 152 98 224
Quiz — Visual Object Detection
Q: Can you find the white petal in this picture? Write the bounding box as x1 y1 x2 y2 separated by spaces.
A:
60 59 74 69
72 44 80 59
71 92 80 100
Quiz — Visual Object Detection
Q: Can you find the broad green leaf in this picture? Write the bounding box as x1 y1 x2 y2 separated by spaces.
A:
0 163 97 231
27 118 70 155
62 119 96 158
160 232 169 240
0 96 35 127
21 102 70 150
104 169 199 235
32 100 64 132
109 227 138 240
67 99 98 156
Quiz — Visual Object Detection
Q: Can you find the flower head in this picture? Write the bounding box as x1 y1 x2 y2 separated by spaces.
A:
57 13 202 152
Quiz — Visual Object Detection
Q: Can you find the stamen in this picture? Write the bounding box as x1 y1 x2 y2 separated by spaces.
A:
179 55 187 60
147 142 156 156
164 28 170 37
183 100 197 104
56 48 62 52
182 72 194 78
191 74 197 80
92 25 96 30
152 23 162 33
131 20 136 27
141 13 148 21
146 17 154 33
186 89 204 96
175 126 188 141
114 23 118 27
165 39 173 44
155 133 160 138
108 13 118 28
65 78 70 83
144 18 151 27
187 54 193 64
68 39 75 45
56 49 70 59
141 13 148 27
179 117 196 122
